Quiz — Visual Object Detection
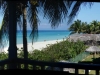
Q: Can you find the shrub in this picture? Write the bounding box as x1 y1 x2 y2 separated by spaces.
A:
27 39 88 62
0 39 88 62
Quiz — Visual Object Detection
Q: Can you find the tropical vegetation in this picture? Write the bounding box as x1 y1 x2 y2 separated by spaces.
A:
0 39 88 69
69 19 100 35
0 39 88 62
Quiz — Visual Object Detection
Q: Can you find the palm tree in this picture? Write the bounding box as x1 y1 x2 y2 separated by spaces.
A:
94 21 100 34
8 1 17 69
0 1 93 69
83 23 95 34
89 20 100 34
81 22 88 33
22 1 38 69
69 20 100 34
84 20 99 34
22 4 28 69
89 20 98 34
68 19 82 35
0 1 38 69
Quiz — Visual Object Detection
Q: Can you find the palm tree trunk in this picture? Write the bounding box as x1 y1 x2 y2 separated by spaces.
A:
23 6 28 69
8 1 17 69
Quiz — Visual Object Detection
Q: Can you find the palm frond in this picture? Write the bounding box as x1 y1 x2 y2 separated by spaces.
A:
68 2 93 24
0 1 7 14
0 2 24 49
83 2 93 8
28 1 40 44
95 30 100 34
68 1 83 24
16 3 23 30
17 15 23 31
0 6 9 49
39 0 68 28
0 0 5 9
65 1 73 9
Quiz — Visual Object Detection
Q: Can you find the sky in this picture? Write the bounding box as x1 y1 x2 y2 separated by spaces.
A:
0 2 100 30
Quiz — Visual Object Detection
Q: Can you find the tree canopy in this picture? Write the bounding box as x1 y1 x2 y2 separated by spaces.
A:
69 19 100 35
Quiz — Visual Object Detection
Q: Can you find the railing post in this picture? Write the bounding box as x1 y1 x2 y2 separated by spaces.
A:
96 70 99 75
41 66 45 70
85 69 89 75
17 64 21 69
0 65 4 70
75 68 78 74
33 65 36 70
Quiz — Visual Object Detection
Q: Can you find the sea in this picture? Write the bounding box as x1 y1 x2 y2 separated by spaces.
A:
2 30 71 48
17 30 71 44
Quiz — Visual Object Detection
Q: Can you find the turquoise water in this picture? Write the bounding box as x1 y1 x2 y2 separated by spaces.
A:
0 30 71 51
17 30 71 44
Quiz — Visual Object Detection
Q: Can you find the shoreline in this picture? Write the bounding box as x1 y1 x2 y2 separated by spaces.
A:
3 38 66 53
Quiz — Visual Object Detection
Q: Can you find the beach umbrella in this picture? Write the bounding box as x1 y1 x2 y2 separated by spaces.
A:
68 34 81 42
81 34 97 45
86 34 100 45
85 46 100 58
81 34 100 41
68 36 79 42
78 36 89 41
89 34 97 41
68 34 100 45
93 34 100 41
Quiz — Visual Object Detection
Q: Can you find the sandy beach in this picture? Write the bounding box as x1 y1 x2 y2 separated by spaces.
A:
2 39 65 53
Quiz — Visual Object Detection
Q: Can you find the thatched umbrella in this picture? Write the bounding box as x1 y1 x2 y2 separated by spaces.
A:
93 34 100 41
79 34 97 45
68 34 82 42
78 36 89 41
68 34 100 45
85 46 100 58
84 34 100 45
69 34 99 40
78 34 98 41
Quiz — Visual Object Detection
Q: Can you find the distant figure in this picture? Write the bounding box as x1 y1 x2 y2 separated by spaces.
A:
44 40 46 42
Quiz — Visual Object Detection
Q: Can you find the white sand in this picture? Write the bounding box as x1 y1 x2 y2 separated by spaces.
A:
2 39 65 53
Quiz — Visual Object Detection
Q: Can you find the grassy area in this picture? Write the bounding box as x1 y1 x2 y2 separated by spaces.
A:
78 54 100 74
82 54 100 61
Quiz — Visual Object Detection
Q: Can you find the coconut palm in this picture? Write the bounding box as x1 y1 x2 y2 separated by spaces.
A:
84 20 100 34
84 24 91 34
83 23 95 34
94 21 100 34
68 19 82 35
81 22 88 33
22 4 28 69
22 1 38 69
69 20 100 34
89 20 98 34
